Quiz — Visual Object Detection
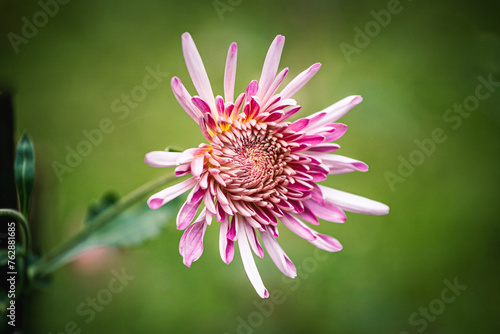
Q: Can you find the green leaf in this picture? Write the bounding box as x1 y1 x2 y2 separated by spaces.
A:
50 198 179 268
14 134 35 218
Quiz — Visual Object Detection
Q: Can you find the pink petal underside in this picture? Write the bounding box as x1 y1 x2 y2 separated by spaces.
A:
261 67 289 108
191 96 212 115
171 77 202 124
179 219 208 268
288 118 310 132
296 205 320 225
260 229 297 278
311 233 343 252
224 42 238 103
280 63 321 100
246 80 259 97
311 153 369 174
304 199 346 223
181 32 216 111
190 155 206 177
144 151 182 168
237 218 269 298
257 35 285 99
306 95 363 129
147 177 197 210
280 213 316 241
243 221 264 258
219 216 234 264
176 147 199 165
306 143 341 153
177 196 203 230
319 185 390 215
280 105 302 121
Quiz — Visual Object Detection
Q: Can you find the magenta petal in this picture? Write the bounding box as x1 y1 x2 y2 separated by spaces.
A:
280 63 321 100
311 153 369 174
257 35 285 99
307 95 363 128
320 185 390 215
224 42 238 103
311 234 343 252
261 229 296 278
177 196 203 230
219 216 234 264
192 96 212 115
304 199 346 223
147 177 197 210
280 213 316 241
181 32 215 110
179 219 208 267
237 218 269 298
243 221 264 258
144 151 182 168
171 77 202 124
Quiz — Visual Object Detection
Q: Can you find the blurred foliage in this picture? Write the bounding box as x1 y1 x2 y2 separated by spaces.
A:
0 0 499 333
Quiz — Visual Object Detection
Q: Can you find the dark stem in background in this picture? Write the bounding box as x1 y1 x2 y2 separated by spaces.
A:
0 90 24 333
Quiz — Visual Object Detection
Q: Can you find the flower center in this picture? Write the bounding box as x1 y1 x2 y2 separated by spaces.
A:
210 121 292 204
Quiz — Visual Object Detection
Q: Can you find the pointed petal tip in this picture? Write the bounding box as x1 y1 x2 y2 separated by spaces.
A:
262 289 270 298
182 32 192 40
310 63 322 71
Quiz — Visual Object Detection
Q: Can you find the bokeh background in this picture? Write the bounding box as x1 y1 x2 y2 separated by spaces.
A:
1 0 499 333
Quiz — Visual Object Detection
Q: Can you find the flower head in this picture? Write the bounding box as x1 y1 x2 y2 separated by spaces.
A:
145 33 389 298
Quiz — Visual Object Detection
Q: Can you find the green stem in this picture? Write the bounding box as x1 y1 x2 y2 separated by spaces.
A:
0 208 30 295
32 172 177 279
0 208 31 256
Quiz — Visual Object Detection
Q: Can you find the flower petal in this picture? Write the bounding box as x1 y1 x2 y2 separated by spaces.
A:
147 177 197 210
224 42 238 103
311 153 369 174
280 63 321 100
179 216 208 267
319 185 390 215
307 95 363 128
257 35 285 99
219 216 234 264
171 77 202 124
261 229 296 278
304 199 346 223
238 217 269 298
181 32 215 111
280 213 316 241
144 151 182 168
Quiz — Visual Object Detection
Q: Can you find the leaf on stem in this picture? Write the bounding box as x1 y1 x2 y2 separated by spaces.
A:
14 134 35 218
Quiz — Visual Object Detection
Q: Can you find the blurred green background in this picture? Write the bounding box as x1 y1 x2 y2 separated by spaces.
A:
1 0 499 333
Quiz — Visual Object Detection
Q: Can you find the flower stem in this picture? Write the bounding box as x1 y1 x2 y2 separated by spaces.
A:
31 173 177 279
0 208 31 256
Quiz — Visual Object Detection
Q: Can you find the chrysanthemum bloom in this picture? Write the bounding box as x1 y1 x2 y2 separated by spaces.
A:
146 33 389 298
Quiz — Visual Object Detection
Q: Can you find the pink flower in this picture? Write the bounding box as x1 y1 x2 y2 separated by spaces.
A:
145 33 389 298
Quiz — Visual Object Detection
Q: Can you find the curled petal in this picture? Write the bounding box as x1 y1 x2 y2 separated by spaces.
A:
320 185 390 215
171 77 202 124
179 215 208 267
